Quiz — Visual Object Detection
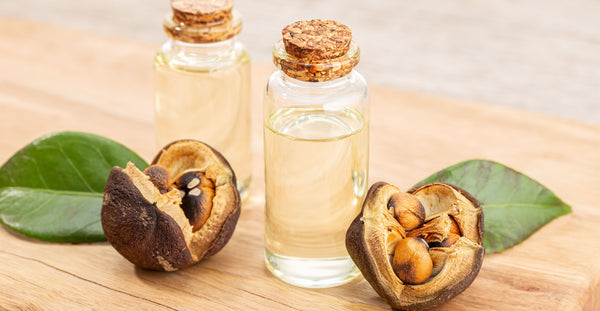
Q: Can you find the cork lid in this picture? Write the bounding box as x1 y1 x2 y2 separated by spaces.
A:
282 20 352 61
171 0 233 25
274 19 360 82
164 0 241 43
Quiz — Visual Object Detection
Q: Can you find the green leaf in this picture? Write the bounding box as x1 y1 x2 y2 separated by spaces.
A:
413 159 571 253
0 131 148 243
0 188 104 243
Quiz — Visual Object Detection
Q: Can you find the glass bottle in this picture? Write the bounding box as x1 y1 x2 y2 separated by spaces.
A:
154 0 252 199
263 20 369 288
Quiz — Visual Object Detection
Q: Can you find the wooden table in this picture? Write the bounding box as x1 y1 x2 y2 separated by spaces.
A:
1 18 599 310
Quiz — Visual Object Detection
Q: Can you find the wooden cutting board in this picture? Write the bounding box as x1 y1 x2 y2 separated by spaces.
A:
0 18 599 310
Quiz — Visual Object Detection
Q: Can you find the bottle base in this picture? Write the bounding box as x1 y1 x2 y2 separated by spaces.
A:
265 249 361 288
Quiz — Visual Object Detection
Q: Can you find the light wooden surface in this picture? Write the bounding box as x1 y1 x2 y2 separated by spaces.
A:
2 0 599 125
1 19 599 310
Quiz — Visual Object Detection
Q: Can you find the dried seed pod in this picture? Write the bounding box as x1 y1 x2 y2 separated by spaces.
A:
392 237 433 285
101 140 240 271
346 182 484 310
387 192 426 231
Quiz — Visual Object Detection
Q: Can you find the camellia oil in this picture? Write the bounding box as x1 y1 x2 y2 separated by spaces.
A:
154 0 252 199
263 20 369 288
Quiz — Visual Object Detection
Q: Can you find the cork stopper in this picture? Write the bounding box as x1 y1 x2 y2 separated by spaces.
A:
274 19 359 82
282 20 352 61
171 0 233 25
164 0 241 43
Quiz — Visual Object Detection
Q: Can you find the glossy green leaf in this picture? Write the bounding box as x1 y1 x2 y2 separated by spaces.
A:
413 159 571 253
0 131 148 243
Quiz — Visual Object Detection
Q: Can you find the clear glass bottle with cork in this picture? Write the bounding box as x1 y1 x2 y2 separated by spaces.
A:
263 19 369 288
155 0 252 199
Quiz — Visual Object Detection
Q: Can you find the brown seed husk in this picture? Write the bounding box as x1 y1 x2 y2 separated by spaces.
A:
346 182 484 310
102 140 240 271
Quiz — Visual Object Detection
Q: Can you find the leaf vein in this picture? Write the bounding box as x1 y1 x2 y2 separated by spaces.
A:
15 195 54 218
28 156 50 189
56 142 95 192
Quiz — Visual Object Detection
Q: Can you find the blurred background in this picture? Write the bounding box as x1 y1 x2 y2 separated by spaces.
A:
2 0 599 125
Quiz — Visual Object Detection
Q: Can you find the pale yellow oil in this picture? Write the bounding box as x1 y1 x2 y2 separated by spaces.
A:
264 107 368 260
154 52 252 199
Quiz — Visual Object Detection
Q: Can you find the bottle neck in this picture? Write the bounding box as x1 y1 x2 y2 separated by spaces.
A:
161 37 241 70
170 37 236 57
279 70 353 90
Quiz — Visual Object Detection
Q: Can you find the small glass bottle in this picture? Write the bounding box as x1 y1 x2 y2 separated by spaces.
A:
263 20 369 288
154 0 252 199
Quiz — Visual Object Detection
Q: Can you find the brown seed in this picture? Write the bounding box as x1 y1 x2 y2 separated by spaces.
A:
387 192 426 231
172 170 215 231
392 237 433 285
441 233 461 247
449 216 461 235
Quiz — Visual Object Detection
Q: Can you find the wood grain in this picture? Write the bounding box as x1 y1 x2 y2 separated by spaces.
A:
0 18 599 310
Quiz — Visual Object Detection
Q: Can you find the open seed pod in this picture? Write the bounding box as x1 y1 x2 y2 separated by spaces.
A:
346 182 484 310
101 140 240 271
